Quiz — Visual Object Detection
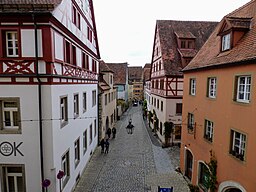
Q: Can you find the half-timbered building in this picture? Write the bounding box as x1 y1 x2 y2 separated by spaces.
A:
150 20 217 144
0 0 100 191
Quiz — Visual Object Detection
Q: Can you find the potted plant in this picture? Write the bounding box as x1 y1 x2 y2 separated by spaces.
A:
163 121 174 147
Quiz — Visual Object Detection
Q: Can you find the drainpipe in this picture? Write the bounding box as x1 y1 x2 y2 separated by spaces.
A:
32 13 45 192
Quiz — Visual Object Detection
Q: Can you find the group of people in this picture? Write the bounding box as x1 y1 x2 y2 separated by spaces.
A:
100 127 117 154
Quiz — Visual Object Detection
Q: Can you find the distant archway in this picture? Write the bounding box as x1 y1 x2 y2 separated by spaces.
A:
218 181 246 192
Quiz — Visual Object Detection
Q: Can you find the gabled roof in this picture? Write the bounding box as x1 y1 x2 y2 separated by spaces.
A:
0 0 62 12
99 60 113 73
143 63 151 81
106 62 128 85
153 20 218 75
183 0 256 71
128 66 143 81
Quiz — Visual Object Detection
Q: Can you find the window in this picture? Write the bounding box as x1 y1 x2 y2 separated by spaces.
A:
60 96 68 127
208 77 217 98
74 94 79 117
82 53 89 70
0 98 20 132
157 99 159 109
83 92 87 112
72 5 81 29
1 165 26 192
87 26 93 42
74 138 80 167
110 75 113 85
5 31 19 57
204 120 213 142
189 78 196 95
105 94 107 105
61 150 70 186
108 93 111 103
161 101 163 111
92 90 96 107
181 40 186 48
230 130 246 161
176 103 182 115
160 79 164 89
94 119 97 137
83 130 87 154
198 162 209 191
65 41 71 63
89 124 93 144
222 33 231 51
236 75 251 103
72 45 77 65
187 113 194 131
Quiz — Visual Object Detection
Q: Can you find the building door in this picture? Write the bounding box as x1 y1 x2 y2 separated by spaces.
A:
185 150 193 180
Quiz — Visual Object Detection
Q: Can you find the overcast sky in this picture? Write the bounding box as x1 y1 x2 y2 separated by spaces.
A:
93 0 250 66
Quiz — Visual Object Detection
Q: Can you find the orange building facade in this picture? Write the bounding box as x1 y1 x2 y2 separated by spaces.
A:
180 1 256 191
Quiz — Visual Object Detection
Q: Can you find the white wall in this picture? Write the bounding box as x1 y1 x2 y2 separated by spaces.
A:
0 85 42 192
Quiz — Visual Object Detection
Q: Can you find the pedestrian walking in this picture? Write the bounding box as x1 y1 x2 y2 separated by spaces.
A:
106 128 111 138
100 139 105 153
112 127 116 138
105 139 109 154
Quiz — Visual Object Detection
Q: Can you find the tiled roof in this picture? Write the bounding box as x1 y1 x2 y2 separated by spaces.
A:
128 66 143 81
156 20 218 75
143 63 151 81
183 0 256 71
106 62 128 85
0 0 62 12
99 60 113 73
99 81 110 91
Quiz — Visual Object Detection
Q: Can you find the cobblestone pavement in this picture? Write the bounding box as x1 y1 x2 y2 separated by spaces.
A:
74 107 189 192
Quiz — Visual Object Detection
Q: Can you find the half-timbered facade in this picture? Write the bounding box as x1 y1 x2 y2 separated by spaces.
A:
0 0 100 192
180 1 256 191
150 20 217 144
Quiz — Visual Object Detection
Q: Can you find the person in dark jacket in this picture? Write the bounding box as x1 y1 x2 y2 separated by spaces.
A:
100 139 105 153
106 128 111 138
105 139 110 154
112 127 116 138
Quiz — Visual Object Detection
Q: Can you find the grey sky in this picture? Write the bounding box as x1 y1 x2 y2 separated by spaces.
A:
93 0 250 66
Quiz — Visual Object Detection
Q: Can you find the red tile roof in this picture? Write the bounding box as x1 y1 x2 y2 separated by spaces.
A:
128 66 143 81
143 63 151 81
106 63 128 85
155 20 218 75
99 60 113 73
183 0 256 71
0 0 62 12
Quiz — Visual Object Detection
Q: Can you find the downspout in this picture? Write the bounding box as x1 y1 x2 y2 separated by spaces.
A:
32 13 45 192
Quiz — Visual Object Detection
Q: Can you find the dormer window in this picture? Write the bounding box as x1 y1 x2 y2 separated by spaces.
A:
221 33 231 51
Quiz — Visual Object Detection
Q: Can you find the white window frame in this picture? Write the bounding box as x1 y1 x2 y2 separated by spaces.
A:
2 101 19 129
188 113 194 130
1 165 25 192
231 130 246 157
190 78 196 96
236 75 251 103
204 120 213 142
222 33 231 51
60 96 68 126
74 138 80 167
74 94 79 117
61 150 70 185
83 92 87 112
92 90 96 107
208 77 217 98
6 31 18 57
83 130 87 154
89 124 93 144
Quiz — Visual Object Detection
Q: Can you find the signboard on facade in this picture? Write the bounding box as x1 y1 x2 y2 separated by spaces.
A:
0 141 24 156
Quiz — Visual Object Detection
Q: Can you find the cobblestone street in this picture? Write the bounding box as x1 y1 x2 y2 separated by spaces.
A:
74 106 189 192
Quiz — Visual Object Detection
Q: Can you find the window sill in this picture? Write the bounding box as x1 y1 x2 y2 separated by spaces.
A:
61 121 68 128
0 129 22 134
